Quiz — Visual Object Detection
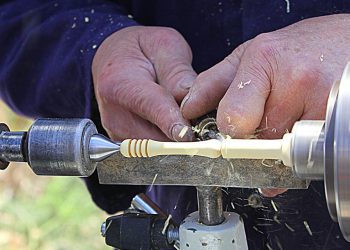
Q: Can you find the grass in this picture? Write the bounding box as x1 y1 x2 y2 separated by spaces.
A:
0 102 109 250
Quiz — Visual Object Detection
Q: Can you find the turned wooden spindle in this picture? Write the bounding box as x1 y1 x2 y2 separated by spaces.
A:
119 134 293 166
120 139 222 158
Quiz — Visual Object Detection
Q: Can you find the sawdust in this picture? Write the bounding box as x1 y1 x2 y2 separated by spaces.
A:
253 226 264 234
320 54 324 62
284 0 290 13
261 159 274 168
148 174 158 192
178 126 189 138
237 80 251 89
303 221 313 236
275 236 283 250
285 222 295 232
273 214 281 224
162 215 172 235
271 200 278 212
266 243 273 250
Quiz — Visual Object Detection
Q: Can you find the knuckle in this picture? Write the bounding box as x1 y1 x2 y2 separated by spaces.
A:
156 27 181 40
233 43 247 57
251 33 280 60
227 42 249 66
153 27 185 48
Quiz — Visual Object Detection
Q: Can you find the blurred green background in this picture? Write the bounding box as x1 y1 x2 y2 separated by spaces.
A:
0 102 109 250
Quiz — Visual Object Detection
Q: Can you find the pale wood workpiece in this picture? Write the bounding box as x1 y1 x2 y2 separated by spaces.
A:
120 135 293 166
121 139 222 158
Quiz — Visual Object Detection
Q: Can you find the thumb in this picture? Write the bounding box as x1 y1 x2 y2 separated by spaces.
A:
141 27 197 103
217 47 271 138
181 42 250 120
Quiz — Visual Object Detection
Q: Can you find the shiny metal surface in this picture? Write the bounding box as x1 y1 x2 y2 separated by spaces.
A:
197 186 224 225
325 79 340 222
0 123 10 169
100 222 106 237
27 119 98 176
131 193 166 216
291 120 325 180
334 62 350 241
89 134 120 162
0 131 26 163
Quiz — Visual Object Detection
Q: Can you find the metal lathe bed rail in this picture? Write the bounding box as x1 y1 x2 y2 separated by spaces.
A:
97 153 308 188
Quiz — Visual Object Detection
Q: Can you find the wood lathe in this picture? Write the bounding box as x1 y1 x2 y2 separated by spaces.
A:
2 63 350 249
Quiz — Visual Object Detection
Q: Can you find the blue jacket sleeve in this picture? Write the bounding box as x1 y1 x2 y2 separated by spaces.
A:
0 0 136 118
0 0 146 214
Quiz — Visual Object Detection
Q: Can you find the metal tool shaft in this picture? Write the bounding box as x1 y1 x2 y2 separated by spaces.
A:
131 193 166 216
0 131 26 163
197 186 225 225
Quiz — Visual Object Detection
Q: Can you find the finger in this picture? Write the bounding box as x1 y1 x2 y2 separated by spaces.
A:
100 105 169 141
141 28 197 103
255 82 306 139
216 48 272 138
100 74 193 141
259 188 288 198
256 68 329 139
93 28 194 142
181 42 250 120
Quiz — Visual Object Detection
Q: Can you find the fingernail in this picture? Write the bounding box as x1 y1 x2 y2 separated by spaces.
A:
171 124 194 142
180 92 191 112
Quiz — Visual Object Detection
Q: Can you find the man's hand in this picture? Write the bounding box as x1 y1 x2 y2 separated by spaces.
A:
92 26 196 141
181 14 350 196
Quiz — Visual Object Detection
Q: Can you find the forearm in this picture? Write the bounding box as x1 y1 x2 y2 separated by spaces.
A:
0 0 137 118
0 0 143 213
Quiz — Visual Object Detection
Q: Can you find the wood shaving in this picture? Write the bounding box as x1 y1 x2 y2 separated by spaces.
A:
266 243 273 250
304 220 313 236
284 0 290 13
148 174 158 192
262 159 273 168
162 215 172 235
285 222 295 232
253 226 264 234
271 200 278 212
273 214 281 224
178 126 189 138
237 80 251 89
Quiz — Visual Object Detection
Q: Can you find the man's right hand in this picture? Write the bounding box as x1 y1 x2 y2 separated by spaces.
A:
92 26 196 141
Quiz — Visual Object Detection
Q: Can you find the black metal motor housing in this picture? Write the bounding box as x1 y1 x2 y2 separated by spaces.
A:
103 212 175 250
